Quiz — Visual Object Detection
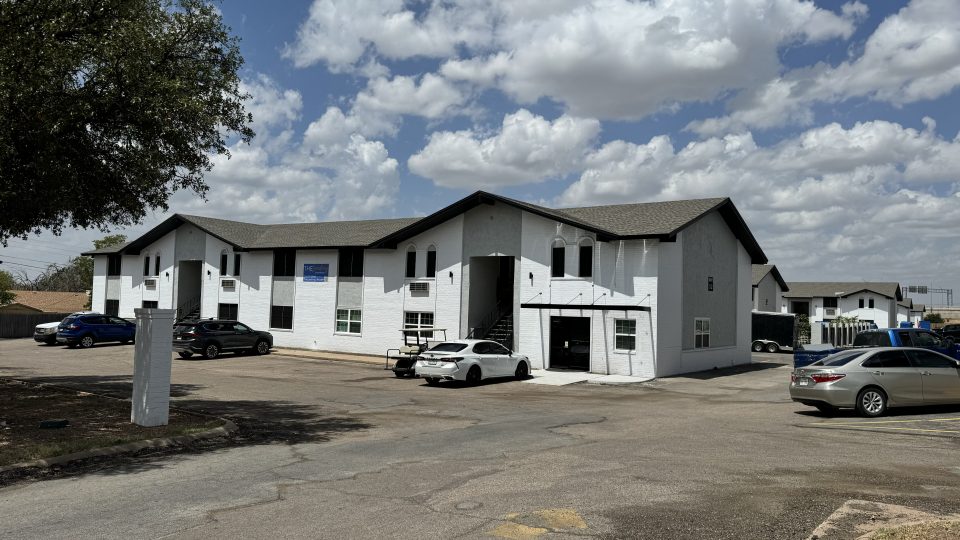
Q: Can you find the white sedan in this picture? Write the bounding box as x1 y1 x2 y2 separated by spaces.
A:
415 340 530 385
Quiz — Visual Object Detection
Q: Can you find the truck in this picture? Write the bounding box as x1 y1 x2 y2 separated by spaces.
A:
793 327 960 367
751 312 795 353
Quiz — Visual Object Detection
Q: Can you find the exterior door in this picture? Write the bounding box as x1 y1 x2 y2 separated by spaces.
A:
862 350 924 405
549 317 590 370
908 350 960 404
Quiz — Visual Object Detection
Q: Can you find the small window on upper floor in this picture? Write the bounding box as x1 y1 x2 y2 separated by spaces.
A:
426 246 437 278
273 250 296 277
869 298 875 309
234 253 241 276
220 250 229 276
405 246 416 278
154 252 161 277
143 256 150 277
578 241 593 278
338 248 364 278
107 255 122 276
551 239 565 278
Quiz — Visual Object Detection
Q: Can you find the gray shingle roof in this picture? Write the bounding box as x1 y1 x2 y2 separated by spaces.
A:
751 264 789 291
784 282 902 301
83 191 766 263
555 198 727 236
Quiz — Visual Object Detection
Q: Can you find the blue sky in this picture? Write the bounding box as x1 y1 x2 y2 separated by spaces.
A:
4 0 960 306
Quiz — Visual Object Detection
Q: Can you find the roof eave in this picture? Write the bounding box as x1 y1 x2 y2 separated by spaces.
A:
667 198 768 264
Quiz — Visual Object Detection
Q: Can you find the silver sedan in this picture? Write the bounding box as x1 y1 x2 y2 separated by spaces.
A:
790 347 960 417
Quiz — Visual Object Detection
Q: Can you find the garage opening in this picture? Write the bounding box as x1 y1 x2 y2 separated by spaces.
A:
549 316 590 371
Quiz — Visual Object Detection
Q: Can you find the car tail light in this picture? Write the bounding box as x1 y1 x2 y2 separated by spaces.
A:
811 373 846 384
67 324 79 330
446 357 463 363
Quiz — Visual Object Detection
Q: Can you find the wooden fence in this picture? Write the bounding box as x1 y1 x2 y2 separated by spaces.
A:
0 312 70 339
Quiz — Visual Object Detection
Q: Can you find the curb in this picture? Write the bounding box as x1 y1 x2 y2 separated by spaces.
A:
273 349 384 366
0 378 237 475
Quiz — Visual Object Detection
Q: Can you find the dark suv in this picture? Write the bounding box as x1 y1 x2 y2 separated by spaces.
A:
57 314 136 348
173 319 273 359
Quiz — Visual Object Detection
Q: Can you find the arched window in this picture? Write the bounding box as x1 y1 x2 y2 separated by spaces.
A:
219 249 228 276
577 238 593 278
405 245 417 278
426 245 437 278
551 238 565 278
154 251 161 276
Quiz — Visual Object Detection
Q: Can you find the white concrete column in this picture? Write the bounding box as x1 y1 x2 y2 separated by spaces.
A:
131 308 175 427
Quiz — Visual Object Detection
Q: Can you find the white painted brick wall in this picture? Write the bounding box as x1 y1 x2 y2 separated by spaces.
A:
238 251 273 331
92 256 107 313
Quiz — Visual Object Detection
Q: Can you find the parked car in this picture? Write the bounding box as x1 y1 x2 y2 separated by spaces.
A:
940 324 960 343
415 339 530 385
57 314 136 348
173 319 273 359
790 347 960 417
794 328 960 367
34 311 99 344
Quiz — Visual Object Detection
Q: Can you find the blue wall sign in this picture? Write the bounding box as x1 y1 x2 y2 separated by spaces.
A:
303 264 328 282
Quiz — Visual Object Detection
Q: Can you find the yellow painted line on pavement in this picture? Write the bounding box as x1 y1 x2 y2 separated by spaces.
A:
816 425 960 434
821 417 960 426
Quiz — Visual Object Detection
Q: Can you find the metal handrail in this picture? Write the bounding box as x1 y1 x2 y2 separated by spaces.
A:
176 295 201 321
467 301 509 339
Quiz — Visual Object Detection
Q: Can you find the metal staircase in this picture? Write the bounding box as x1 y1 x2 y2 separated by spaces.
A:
484 312 513 349
176 296 201 321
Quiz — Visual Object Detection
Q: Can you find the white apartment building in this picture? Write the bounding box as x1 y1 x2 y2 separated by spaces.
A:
85 191 768 377
782 282 903 328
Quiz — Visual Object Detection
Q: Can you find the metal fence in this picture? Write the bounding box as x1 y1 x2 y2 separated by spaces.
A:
814 321 874 347
0 312 69 339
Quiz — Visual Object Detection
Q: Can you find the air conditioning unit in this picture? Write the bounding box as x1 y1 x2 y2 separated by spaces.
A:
144 278 157 288
824 307 838 317
221 279 236 289
409 282 429 294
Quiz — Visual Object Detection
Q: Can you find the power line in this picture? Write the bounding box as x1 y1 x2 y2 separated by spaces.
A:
0 260 50 270
0 253 63 266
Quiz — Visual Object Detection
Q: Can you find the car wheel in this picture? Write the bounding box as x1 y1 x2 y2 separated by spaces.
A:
514 361 529 380
45 337 57 345
856 387 887 417
751 341 764 353
394 371 406 378
765 342 780 354
255 340 270 355
425 377 439 385
178 352 194 359
203 343 220 360
466 365 482 385
79 335 95 349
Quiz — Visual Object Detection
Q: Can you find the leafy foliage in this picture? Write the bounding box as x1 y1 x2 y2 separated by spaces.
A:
0 269 15 304
13 235 125 294
924 313 945 323
0 0 253 242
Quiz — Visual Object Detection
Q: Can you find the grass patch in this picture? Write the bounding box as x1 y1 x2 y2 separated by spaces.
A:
870 520 960 540
0 380 223 467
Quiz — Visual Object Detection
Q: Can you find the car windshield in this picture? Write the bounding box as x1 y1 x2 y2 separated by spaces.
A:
813 350 866 366
60 317 76 325
428 343 468 353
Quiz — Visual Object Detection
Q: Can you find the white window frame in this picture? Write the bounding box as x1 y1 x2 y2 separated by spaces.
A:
404 311 434 338
694 317 711 349
614 318 636 351
336 308 362 335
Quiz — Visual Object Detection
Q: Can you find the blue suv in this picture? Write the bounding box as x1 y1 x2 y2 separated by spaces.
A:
57 314 137 348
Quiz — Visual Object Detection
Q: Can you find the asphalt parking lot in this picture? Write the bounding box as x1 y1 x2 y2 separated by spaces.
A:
2 339 960 539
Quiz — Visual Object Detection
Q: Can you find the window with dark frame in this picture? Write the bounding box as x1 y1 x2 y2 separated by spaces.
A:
142 300 158 309
338 248 364 277
578 244 592 278
551 244 565 278
405 249 416 278
270 305 293 329
220 251 228 276
869 298 875 309
426 248 437 278
107 255 122 276
154 253 160 276
234 253 241 276
105 299 119 316
218 303 238 320
143 256 150 276
707 276 714 291
859 298 865 308
823 297 838 308
273 250 296 277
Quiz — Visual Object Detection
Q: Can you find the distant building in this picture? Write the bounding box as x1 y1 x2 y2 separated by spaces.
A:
751 264 787 313
0 290 90 314
783 282 903 328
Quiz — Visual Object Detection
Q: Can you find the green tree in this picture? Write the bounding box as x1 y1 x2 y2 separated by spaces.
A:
0 269 15 304
15 234 125 293
924 313 945 324
0 0 254 243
